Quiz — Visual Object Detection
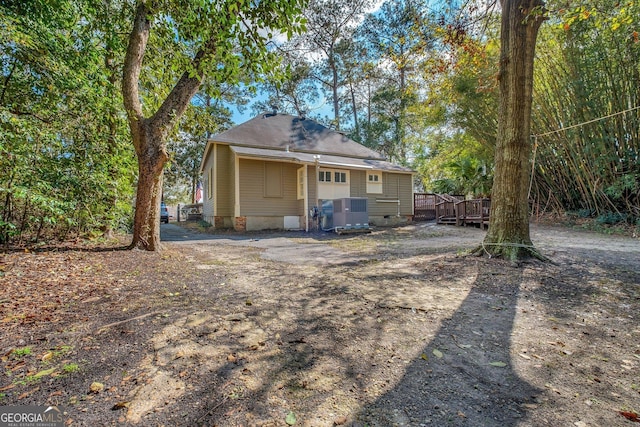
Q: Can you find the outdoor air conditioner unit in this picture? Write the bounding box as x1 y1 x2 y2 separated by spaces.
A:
321 197 370 234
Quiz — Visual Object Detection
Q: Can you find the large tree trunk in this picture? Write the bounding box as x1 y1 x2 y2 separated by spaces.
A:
129 120 168 251
483 0 545 261
123 2 208 251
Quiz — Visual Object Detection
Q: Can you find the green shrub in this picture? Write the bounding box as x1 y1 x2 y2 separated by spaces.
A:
596 212 628 225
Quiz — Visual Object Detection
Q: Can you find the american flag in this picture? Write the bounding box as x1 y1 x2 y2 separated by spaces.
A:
195 181 203 203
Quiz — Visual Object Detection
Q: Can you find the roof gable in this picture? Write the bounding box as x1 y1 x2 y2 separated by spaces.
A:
209 113 384 160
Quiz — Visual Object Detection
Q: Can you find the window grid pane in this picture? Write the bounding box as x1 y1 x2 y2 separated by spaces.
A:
319 169 348 183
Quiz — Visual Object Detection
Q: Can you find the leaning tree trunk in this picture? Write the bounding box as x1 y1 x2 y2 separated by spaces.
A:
122 2 208 251
483 0 546 261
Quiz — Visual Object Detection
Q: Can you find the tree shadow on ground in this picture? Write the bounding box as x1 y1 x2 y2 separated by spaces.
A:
352 261 541 426
122 263 389 426
119 254 544 427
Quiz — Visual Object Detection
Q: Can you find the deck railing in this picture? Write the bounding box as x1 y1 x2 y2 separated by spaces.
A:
455 198 491 229
414 194 490 229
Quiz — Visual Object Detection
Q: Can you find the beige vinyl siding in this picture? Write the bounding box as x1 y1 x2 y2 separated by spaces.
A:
382 173 398 197
215 144 234 217
264 162 283 197
349 169 366 196
379 173 413 215
239 159 300 216
396 173 413 215
353 171 413 217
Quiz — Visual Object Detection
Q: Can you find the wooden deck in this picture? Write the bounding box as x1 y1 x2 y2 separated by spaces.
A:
455 198 491 229
434 196 491 229
435 194 464 225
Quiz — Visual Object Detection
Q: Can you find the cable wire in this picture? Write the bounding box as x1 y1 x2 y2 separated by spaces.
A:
532 105 640 138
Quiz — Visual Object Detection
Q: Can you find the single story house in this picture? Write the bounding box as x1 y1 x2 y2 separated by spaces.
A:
199 112 414 231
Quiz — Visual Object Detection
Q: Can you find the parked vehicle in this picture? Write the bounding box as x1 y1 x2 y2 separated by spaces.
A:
160 202 169 224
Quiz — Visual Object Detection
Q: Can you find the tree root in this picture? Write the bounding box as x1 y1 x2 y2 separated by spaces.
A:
375 302 429 313
469 242 556 265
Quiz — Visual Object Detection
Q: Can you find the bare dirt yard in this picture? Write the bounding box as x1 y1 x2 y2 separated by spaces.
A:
1 222 639 427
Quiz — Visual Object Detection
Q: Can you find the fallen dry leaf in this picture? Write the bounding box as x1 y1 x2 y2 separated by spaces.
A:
111 401 131 410
620 411 640 422
17 387 39 400
89 382 105 393
0 384 15 392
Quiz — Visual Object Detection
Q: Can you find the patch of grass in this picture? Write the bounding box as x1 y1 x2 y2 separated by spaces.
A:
329 237 375 252
25 367 57 383
54 345 73 356
12 346 32 358
570 216 639 236
456 248 471 256
40 345 74 365
62 363 79 373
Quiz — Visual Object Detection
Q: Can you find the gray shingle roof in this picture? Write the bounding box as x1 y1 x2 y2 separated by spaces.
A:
209 113 385 160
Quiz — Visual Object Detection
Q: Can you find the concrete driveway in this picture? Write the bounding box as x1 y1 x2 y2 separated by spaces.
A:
160 222 372 265
161 221 640 267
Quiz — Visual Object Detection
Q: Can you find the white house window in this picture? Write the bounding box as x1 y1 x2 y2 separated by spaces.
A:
319 170 332 182
317 168 350 199
319 169 348 184
367 172 383 194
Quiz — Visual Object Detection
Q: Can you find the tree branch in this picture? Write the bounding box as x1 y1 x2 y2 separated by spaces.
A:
8 109 52 124
150 42 215 140
122 2 151 124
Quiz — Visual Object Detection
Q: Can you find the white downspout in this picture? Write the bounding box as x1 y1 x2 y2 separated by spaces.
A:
397 177 401 217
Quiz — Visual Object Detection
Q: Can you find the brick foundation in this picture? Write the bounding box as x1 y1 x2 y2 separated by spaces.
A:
234 216 247 231
214 216 224 228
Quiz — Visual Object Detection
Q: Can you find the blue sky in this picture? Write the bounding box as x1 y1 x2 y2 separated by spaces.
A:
226 0 453 125
226 0 390 125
